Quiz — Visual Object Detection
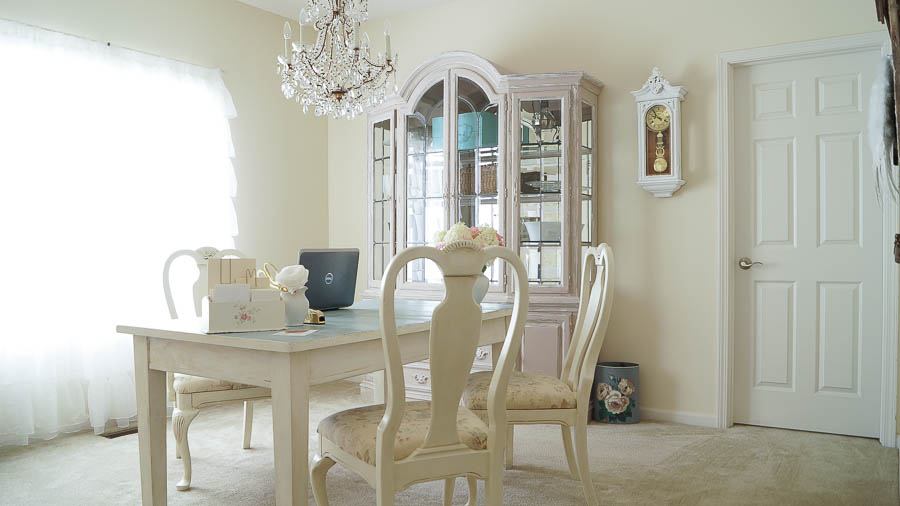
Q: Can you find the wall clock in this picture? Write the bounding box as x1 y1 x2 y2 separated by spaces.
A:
632 68 687 197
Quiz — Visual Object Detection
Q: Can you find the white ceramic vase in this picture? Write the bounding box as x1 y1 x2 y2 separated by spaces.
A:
283 287 309 326
473 273 489 303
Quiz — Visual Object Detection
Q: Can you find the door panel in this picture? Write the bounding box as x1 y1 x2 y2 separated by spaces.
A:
733 49 882 437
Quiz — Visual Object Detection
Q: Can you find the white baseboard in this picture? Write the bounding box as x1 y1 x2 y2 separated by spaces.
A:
640 407 718 428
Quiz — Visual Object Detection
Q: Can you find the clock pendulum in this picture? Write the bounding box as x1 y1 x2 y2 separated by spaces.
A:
653 131 667 172
645 104 671 173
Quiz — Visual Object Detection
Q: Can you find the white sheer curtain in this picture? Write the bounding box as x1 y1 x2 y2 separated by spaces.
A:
0 19 238 446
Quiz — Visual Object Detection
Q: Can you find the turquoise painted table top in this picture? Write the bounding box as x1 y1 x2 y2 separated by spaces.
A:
117 298 513 353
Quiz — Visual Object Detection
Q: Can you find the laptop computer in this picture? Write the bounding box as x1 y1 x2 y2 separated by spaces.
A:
297 248 359 310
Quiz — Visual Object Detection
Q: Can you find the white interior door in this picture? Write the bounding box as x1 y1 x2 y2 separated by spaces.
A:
733 49 884 437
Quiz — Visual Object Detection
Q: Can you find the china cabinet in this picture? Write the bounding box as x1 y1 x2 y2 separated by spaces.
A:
362 52 601 398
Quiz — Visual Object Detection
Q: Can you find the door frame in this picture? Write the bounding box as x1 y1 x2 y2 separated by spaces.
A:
716 31 900 447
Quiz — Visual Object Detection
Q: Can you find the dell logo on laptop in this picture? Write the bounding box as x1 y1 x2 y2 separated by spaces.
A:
324 272 334 285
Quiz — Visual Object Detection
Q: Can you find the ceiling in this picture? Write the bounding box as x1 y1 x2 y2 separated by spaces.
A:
238 0 454 21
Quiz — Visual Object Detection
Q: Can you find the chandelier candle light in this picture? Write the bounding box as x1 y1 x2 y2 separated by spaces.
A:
276 0 397 119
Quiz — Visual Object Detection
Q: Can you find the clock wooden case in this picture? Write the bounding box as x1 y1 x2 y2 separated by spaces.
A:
632 68 686 197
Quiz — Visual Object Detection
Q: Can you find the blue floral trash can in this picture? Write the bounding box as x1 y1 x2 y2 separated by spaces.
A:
593 362 639 423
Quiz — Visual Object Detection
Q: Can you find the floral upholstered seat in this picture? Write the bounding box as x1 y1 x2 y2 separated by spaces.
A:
462 371 576 411
317 401 488 466
172 374 256 394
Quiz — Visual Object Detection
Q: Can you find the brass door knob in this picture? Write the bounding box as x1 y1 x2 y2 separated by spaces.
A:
738 257 763 270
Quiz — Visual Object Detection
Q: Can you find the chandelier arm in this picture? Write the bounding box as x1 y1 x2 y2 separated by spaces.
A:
299 56 330 83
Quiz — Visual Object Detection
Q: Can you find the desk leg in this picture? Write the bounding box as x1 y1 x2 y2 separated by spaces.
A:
372 370 386 404
272 353 310 506
134 335 167 506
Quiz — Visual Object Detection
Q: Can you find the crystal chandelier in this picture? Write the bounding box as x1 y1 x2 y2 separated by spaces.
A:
276 0 397 119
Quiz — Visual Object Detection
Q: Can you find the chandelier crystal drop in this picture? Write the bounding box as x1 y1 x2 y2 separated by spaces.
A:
276 0 397 119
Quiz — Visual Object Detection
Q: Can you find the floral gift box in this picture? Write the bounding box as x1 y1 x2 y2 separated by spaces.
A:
202 298 285 334
592 362 639 424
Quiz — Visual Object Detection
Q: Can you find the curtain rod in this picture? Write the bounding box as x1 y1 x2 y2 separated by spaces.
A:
0 16 227 74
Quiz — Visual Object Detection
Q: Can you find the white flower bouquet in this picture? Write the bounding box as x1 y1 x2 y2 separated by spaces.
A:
274 264 309 295
433 222 505 272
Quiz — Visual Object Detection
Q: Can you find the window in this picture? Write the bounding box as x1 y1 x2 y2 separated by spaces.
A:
0 19 237 445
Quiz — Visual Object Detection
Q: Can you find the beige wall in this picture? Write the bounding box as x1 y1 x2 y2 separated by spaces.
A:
5 0 892 426
327 0 883 419
2 0 329 269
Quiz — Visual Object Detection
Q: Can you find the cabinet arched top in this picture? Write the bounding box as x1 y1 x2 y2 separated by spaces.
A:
371 51 603 115
400 52 507 100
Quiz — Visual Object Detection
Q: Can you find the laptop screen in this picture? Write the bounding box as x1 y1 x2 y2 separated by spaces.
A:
297 248 359 310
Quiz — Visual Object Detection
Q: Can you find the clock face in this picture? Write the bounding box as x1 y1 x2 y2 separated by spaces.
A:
645 104 671 132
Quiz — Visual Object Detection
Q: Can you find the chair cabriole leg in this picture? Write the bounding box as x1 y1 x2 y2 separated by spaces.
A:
574 419 599 506
466 475 478 506
443 477 455 505
310 454 335 506
561 424 580 480
172 407 199 491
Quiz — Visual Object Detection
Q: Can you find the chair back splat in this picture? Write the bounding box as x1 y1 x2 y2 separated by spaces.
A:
162 246 245 319
376 241 529 489
560 245 615 399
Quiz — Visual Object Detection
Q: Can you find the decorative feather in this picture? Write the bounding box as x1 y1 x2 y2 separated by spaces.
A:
868 55 900 206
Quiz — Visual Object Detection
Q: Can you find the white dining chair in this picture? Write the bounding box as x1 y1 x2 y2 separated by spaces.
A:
461 244 615 505
162 246 272 491
309 241 529 506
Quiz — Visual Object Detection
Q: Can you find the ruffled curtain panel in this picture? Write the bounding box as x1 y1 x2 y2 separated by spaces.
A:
0 18 238 446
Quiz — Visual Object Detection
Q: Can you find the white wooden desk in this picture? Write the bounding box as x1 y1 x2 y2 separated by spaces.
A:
117 299 512 506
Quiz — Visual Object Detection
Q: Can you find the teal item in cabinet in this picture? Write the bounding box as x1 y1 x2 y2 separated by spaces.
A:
431 111 498 150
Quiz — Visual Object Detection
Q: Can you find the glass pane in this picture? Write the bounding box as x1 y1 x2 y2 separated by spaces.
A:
407 198 425 244
373 202 383 243
407 116 426 154
425 152 443 197
520 246 540 284
374 159 383 201
540 246 562 285
425 198 444 245
376 122 384 159
407 257 425 282
520 98 563 286
416 82 444 154
407 154 424 198
581 199 591 243
373 244 383 280
457 77 499 229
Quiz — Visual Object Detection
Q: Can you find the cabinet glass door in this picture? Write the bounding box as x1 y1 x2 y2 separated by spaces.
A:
519 99 563 286
371 117 393 282
456 77 501 283
581 101 595 260
405 81 445 283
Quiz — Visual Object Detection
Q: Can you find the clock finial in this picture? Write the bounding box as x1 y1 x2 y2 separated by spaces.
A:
647 67 669 94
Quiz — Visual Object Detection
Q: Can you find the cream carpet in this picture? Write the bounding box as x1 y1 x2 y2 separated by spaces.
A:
1 381 897 506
